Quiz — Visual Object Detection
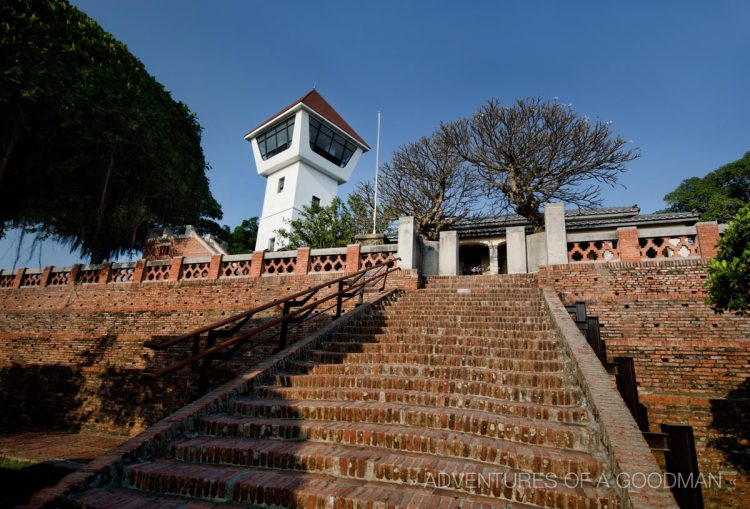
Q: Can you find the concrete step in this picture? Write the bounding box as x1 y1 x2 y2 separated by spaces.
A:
230 398 598 451
197 415 608 479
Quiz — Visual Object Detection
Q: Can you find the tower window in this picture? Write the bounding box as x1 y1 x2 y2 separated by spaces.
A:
277 177 285 193
257 116 295 160
268 237 275 251
309 116 357 167
311 196 320 208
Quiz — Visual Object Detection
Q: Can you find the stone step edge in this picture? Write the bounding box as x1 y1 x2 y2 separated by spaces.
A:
18 289 404 509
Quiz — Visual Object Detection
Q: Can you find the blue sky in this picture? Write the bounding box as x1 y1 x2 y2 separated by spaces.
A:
2 0 749 269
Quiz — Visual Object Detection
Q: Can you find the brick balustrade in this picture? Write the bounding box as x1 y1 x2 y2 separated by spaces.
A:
0 244 396 289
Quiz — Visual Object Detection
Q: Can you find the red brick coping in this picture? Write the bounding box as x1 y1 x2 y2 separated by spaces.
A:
541 287 678 509
20 289 401 509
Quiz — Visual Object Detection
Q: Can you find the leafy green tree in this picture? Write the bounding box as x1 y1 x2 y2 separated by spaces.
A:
226 218 259 254
662 152 750 222
275 198 356 249
0 0 221 262
706 204 750 314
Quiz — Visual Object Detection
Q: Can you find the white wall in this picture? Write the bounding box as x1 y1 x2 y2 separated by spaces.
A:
249 106 367 252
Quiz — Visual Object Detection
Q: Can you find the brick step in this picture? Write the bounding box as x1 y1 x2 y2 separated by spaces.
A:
168 436 614 506
317 341 561 360
69 487 246 509
197 416 607 478
121 460 545 509
306 350 565 372
352 317 551 327
326 332 559 350
286 361 573 388
272 373 581 406
230 399 598 451
250 386 587 423
395 295 543 303
336 325 552 338
382 301 545 309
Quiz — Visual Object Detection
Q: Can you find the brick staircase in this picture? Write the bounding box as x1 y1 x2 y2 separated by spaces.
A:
64 274 624 508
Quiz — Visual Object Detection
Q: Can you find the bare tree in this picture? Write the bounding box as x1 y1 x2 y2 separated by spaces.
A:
441 97 639 229
380 132 482 240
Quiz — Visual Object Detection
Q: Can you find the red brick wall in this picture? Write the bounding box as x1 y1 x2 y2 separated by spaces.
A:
539 260 750 509
143 235 216 260
0 270 418 436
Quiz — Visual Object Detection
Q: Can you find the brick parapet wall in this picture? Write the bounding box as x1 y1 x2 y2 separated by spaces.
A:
0 269 418 436
0 245 398 289
541 288 678 509
539 260 750 508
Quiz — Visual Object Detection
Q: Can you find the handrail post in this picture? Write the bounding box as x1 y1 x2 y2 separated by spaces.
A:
336 280 345 318
279 301 291 351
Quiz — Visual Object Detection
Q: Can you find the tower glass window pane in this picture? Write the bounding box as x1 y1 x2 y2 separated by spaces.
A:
309 115 359 167
257 116 295 160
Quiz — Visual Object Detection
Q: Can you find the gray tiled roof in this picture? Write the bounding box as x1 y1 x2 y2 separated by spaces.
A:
453 206 699 238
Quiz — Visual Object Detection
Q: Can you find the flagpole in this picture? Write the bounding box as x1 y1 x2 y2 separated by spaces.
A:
372 111 381 235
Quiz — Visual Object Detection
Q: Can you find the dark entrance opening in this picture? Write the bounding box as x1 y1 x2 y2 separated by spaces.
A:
459 244 490 275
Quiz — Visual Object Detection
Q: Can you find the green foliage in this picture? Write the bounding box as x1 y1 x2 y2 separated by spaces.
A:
0 0 221 262
662 152 750 222
346 180 394 237
225 218 259 254
276 198 356 249
706 204 750 314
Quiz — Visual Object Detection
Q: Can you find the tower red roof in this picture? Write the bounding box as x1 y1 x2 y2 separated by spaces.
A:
246 90 369 150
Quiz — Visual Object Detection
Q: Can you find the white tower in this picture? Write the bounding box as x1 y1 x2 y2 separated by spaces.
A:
245 90 369 251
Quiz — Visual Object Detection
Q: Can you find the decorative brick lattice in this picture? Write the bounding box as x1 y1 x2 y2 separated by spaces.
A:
639 236 698 259
220 260 252 278
20 272 42 287
49 271 70 286
143 264 170 282
567 240 620 262
360 251 395 269
263 256 296 274
310 254 346 273
110 267 134 283
181 262 210 280
76 269 100 284
0 274 15 288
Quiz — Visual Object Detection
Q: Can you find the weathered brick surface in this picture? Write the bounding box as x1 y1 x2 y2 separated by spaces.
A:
22 274 659 509
0 270 418 436
539 260 750 509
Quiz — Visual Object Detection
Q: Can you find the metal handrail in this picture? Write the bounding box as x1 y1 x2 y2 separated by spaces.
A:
143 258 399 381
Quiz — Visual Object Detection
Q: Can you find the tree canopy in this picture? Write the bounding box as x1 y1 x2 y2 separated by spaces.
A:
441 97 638 229
275 198 356 249
0 0 221 262
661 152 750 222
379 132 481 240
706 204 750 315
